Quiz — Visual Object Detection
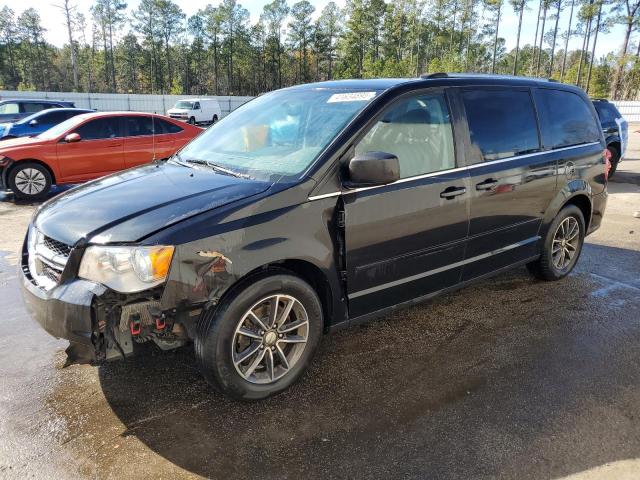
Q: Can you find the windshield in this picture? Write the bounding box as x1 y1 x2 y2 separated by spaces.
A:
175 88 378 182
175 101 194 109
36 115 85 140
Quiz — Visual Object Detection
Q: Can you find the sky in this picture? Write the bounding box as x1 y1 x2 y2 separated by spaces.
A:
5 0 630 63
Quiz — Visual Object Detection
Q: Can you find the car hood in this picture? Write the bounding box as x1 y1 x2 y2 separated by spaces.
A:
34 161 272 245
0 135 46 148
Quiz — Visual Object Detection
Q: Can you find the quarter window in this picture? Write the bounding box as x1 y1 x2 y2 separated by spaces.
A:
155 118 182 134
534 89 600 149
462 89 540 161
74 118 122 140
355 92 455 178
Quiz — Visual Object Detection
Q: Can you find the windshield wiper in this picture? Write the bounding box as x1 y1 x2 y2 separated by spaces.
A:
184 158 249 179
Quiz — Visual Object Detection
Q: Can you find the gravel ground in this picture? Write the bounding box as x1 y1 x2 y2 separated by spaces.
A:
0 134 639 480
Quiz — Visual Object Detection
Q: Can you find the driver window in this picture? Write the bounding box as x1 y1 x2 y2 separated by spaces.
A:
355 92 455 179
194 102 200 110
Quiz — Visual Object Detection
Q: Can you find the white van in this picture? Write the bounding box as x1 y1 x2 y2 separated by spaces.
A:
167 98 222 125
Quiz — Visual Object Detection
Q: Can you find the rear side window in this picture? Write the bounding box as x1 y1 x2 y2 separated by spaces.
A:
22 102 51 113
462 89 540 161
534 89 600 149
74 117 122 140
593 102 620 123
155 118 182 134
124 116 154 137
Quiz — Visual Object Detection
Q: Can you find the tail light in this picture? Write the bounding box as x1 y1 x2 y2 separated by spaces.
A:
603 148 612 182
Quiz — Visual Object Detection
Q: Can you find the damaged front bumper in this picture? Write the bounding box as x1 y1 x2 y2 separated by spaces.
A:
20 265 105 346
20 236 192 364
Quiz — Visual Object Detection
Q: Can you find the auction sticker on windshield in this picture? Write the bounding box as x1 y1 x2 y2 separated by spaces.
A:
327 92 377 103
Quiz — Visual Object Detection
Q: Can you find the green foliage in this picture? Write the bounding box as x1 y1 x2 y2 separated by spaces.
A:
0 0 637 98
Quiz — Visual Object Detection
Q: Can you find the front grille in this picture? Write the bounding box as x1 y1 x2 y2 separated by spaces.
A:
41 262 62 284
43 236 72 257
26 229 72 291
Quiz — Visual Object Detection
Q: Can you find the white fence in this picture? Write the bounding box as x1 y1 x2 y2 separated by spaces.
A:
612 101 640 123
0 91 254 117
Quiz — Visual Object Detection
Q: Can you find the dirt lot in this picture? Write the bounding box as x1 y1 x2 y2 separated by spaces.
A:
0 134 639 479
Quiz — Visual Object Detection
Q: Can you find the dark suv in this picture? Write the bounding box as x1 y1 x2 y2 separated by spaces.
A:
0 99 76 123
21 74 608 400
592 98 627 177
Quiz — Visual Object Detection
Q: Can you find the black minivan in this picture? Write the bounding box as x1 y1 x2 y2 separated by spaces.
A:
21 74 608 400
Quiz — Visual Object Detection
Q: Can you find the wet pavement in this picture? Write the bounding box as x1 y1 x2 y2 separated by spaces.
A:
0 144 639 479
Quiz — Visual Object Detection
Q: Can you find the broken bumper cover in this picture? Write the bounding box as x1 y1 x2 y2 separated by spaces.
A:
20 264 106 346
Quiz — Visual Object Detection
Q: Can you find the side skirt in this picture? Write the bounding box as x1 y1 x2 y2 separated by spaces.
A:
329 255 540 332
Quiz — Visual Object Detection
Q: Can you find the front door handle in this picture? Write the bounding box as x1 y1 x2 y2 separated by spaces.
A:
476 178 498 191
440 186 466 199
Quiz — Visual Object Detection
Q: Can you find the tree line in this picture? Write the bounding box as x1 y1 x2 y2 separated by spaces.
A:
0 0 639 100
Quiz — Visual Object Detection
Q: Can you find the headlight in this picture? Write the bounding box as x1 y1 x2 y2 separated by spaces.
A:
79 245 175 293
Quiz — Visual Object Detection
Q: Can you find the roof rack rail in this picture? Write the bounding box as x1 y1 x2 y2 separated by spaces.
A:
420 72 448 79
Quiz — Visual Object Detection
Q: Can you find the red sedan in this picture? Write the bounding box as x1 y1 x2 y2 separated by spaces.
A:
0 111 202 199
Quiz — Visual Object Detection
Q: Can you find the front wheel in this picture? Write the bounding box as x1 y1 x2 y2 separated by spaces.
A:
188 116 196 125
211 114 218 124
8 162 52 200
527 204 585 281
195 272 323 401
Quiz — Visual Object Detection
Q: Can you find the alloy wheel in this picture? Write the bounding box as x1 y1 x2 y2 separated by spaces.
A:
14 168 46 195
552 216 580 270
232 294 309 384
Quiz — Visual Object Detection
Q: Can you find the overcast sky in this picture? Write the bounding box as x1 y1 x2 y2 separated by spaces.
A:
9 0 629 63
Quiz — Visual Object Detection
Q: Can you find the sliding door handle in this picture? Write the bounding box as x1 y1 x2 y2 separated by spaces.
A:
440 186 466 199
476 178 498 191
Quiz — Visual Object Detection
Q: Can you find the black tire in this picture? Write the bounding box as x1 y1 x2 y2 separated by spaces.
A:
607 144 620 178
211 114 218 124
527 204 585 281
188 116 196 125
195 271 323 401
8 161 52 200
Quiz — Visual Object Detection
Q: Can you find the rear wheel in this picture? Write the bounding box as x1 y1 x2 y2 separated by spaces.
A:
527 204 585 281
607 144 620 178
8 162 52 200
195 272 322 401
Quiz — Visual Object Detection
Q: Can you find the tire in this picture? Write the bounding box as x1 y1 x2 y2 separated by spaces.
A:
8 162 52 200
188 116 196 125
527 204 585 281
211 114 218 124
195 271 323 401
607 144 620 178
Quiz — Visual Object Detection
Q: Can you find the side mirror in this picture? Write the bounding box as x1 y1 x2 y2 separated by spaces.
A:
64 132 81 143
346 151 400 187
29 119 38 126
